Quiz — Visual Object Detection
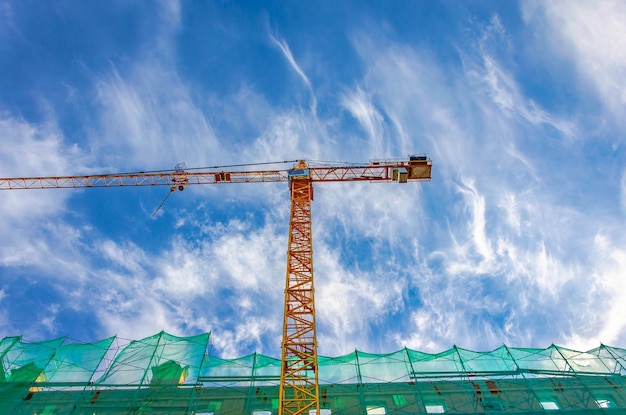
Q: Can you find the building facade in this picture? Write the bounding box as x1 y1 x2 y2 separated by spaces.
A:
1 332 625 414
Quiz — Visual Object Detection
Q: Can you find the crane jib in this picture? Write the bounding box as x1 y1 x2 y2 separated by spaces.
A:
0 159 432 189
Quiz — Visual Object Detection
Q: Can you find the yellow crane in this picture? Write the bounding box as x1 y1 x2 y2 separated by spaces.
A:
0 157 432 415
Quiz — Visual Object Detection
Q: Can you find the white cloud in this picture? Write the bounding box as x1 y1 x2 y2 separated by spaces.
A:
455 177 493 263
0 115 93 280
622 170 626 213
314 181 427 258
247 110 327 162
4 1 626 360
478 55 575 137
40 304 60 333
498 192 521 233
99 239 149 276
523 0 626 123
341 87 386 155
343 16 626 353
206 83 275 141
315 242 407 356
93 65 222 170
460 14 577 139
0 116 67 176
560 231 626 350
270 35 318 115
80 215 289 355
211 316 279 358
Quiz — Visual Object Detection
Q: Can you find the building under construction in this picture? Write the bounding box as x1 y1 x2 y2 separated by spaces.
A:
3 158 626 413
1 331 626 414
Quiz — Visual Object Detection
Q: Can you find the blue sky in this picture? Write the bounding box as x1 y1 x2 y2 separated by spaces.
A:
1 0 626 358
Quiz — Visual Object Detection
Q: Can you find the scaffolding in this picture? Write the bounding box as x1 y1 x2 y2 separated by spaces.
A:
1 331 626 414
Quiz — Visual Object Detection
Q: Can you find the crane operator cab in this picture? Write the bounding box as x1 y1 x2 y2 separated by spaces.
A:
392 155 431 183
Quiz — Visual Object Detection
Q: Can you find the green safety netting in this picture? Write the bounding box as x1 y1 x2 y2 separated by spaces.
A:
317 354 361 384
2 333 626 387
590 344 626 372
407 348 464 377
0 336 65 384
98 331 209 386
2 333 626 414
456 346 516 374
199 353 282 387
44 337 115 384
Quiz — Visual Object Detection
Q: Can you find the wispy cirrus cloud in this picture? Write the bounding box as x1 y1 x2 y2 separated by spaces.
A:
478 54 576 137
454 177 493 264
343 11 626 353
93 64 222 170
270 35 318 115
3 1 626 360
523 0 626 123
340 87 387 156
0 115 89 277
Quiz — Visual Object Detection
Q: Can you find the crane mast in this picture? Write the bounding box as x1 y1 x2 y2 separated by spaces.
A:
0 157 432 415
280 161 318 415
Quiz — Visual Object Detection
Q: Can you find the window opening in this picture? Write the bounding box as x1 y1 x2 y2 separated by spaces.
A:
366 405 386 415
425 404 446 413
540 401 560 410
392 394 407 406
596 399 615 408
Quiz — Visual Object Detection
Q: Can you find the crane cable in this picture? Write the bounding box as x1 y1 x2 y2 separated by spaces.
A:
119 160 300 176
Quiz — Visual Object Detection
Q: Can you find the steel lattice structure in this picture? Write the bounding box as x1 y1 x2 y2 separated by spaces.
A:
0 157 432 415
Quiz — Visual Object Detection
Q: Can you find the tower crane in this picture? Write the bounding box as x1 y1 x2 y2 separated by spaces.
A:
0 157 432 415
